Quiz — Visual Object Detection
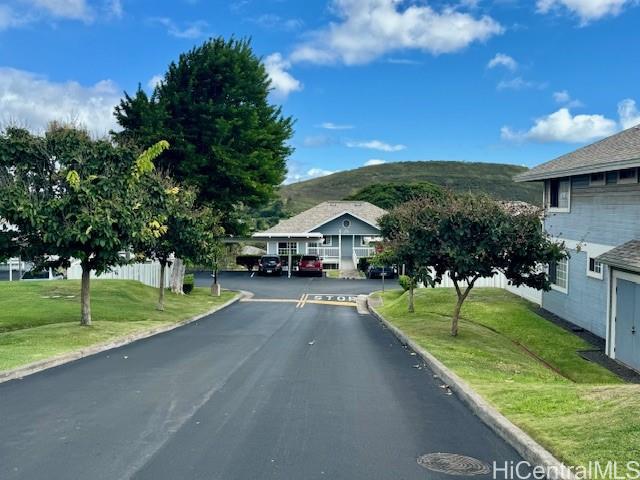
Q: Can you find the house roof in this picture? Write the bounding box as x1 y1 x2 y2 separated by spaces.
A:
597 240 640 274
258 201 387 235
515 125 640 182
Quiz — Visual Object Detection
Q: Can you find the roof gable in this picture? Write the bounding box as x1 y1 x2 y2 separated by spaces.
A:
262 201 387 234
515 125 640 182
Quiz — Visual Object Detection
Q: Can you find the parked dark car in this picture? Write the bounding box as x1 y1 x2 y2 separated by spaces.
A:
297 255 323 277
258 255 283 276
367 265 397 279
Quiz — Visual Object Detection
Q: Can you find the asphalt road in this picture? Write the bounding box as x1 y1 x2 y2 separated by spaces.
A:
0 275 523 479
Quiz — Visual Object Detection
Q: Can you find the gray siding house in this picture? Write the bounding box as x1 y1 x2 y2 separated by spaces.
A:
252 201 386 270
516 125 640 371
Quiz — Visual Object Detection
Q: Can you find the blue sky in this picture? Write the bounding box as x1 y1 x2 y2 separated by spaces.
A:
1 0 639 183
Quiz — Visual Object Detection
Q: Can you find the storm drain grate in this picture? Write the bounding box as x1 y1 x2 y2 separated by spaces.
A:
417 453 491 476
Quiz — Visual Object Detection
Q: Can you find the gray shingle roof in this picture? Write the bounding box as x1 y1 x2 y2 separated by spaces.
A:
597 240 640 274
515 125 640 182
261 201 387 234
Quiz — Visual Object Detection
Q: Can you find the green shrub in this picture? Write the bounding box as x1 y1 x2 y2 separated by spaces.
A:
398 275 412 292
357 257 371 272
183 274 195 294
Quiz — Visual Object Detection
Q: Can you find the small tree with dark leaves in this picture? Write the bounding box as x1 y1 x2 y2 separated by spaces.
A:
380 193 566 335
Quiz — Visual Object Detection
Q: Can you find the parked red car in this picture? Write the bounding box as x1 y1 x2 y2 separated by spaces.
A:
297 255 323 277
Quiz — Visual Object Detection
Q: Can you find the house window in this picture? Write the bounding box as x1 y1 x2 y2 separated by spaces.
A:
618 168 638 184
549 258 568 293
342 219 351 229
587 257 604 280
322 237 333 246
278 242 297 255
589 172 606 186
548 179 570 211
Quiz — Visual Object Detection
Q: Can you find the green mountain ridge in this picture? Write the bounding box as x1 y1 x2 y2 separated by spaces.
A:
279 160 541 214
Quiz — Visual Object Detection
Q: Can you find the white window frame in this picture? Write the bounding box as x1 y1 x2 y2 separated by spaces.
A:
550 257 569 294
546 178 571 213
587 256 604 280
589 172 606 186
342 219 352 229
322 236 333 246
618 167 638 184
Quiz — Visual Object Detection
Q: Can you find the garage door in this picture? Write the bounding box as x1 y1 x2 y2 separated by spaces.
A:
615 278 640 371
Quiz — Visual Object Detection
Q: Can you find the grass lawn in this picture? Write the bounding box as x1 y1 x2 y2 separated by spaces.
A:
377 288 640 469
0 280 236 372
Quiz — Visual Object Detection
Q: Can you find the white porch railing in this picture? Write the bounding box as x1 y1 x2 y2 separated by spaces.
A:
353 247 376 258
307 246 340 258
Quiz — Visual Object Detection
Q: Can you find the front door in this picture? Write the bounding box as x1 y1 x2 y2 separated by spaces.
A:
615 278 640 371
341 235 353 259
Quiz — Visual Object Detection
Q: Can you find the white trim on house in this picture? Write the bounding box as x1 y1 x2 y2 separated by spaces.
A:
587 255 604 280
253 233 323 239
608 269 640 362
304 210 380 233
550 256 569 294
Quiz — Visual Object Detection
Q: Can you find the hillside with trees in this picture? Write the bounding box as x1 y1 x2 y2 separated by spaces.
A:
279 161 541 214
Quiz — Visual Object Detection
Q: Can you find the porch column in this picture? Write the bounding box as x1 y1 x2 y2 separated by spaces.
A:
338 230 342 270
288 246 292 279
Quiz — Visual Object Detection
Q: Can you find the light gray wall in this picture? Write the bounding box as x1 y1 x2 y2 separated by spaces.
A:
542 249 609 338
311 213 381 236
544 175 640 245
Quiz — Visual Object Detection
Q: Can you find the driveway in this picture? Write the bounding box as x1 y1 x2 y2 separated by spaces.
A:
0 276 523 479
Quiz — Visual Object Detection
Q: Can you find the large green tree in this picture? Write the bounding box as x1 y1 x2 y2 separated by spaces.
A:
0 124 167 325
380 193 566 335
113 37 294 234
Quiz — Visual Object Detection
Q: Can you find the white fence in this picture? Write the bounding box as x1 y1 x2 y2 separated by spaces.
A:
67 261 173 289
420 270 542 305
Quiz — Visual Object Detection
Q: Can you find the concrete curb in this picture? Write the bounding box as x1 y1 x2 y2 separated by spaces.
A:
0 291 245 385
367 295 575 480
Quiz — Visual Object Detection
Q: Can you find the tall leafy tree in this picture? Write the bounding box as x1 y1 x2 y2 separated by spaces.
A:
113 37 294 234
380 193 566 335
0 124 167 325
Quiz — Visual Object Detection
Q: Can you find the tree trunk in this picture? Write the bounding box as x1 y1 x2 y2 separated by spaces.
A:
170 257 185 294
408 281 415 313
80 263 92 326
158 261 166 311
451 278 476 337
451 296 464 337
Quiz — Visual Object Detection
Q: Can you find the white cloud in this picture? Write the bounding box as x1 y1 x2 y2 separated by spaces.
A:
553 90 584 108
487 53 517 71
502 98 640 143
264 53 302 99
320 122 354 130
0 67 120 135
364 159 386 166
497 77 546 91
302 135 335 147
618 99 640 129
147 74 163 90
285 165 336 183
151 17 209 38
27 0 93 21
501 107 618 143
536 0 635 24
290 0 503 65
251 14 304 31
108 0 123 18
346 139 406 152
0 5 26 30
